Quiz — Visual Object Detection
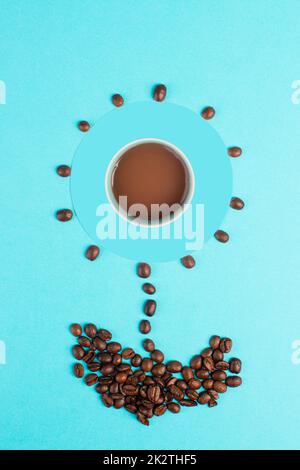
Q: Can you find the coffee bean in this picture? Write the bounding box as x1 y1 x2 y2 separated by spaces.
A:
166 361 182 373
73 363 84 378
85 245 100 261
83 350 96 363
72 345 85 360
208 390 219 400
153 84 167 102
212 349 224 362
56 209 73 222
201 347 213 358
229 358 242 374
154 404 167 416
209 335 221 349
115 372 128 384
188 379 202 390
144 300 157 317
84 323 98 338
213 381 227 393
176 380 188 391
131 354 142 367
139 320 151 334
226 376 242 387
114 398 125 409
93 337 106 351
137 412 149 426
168 402 181 413
186 389 199 400
212 370 227 381
78 120 90 132
70 323 82 337
203 357 215 371
57 164 71 177
181 367 194 382
152 364 166 377
112 354 122 366
118 364 131 372
122 348 135 359
214 230 229 243
143 339 155 352
123 384 139 396
180 400 197 407
169 384 184 401
198 392 211 405
98 329 112 341
230 197 244 210
112 94 124 107
220 338 232 353
141 358 154 372
147 385 161 403
85 374 98 386
151 350 164 363
101 364 115 376
98 352 112 363
102 393 114 407
96 384 109 394
228 146 242 158
215 361 229 370
181 255 196 269
78 336 91 348
142 283 156 295
203 379 214 390
107 342 121 354
196 369 210 379
110 383 120 394
208 400 218 408
201 106 215 120
137 262 151 278
87 362 100 372
190 355 202 370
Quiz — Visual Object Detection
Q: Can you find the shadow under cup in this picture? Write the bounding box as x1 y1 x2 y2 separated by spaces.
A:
106 139 195 226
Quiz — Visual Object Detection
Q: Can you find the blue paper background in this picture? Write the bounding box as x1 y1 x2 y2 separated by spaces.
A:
1 0 300 450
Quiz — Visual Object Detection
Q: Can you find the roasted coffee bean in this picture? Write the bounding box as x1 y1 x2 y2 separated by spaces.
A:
151 350 164 363
137 412 149 426
168 402 181 413
188 379 202 390
84 323 98 338
125 404 137 414
141 358 154 372
212 349 224 362
209 335 221 349
99 377 113 385
96 384 109 394
226 376 242 387
213 381 227 393
154 404 167 416
176 380 188 391
85 374 98 386
147 385 161 403
98 329 112 341
212 370 227 381
196 369 210 379
143 339 155 352
229 358 242 374
72 345 85 360
203 379 214 390
98 352 112 363
115 372 128 384
152 364 166 377
70 323 82 337
110 383 119 394
169 384 184 401
93 337 106 351
208 390 219 400
126 376 138 386
85 245 100 261
57 164 71 177
102 393 113 407
78 336 91 348
114 398 125 409
230 197 244 210
73 363 84 378
144 377 155 386
142 283 156 295
180 399 197 407
101 364 115 376
78 120 90 132
215 361 229 370
201 347 213 358
83 350 95 363
56 209 73 222
220 338 232 353
122 348 135 359
107 342 121 354
131 354 142 367
139 320 151 334
153 84 167 102
122 384 139 396
198 392 211 405
181 255 196 269
112 354 122 366
186 389 199 400
214 230 229 243
118 364 131 372
228 146 242 158
201 106 215 120
208 399 218 408
144 300 157 317
166 361 182 373
137 262 151 278
182 367 194 382
87 362 100 372
190 355 202 370
112 93 124 107
203 357 215 371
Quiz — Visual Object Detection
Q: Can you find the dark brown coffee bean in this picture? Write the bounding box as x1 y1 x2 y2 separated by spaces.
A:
214 230 229 243
57 164 71 177
123 384 139 396
72 345 85 360
169 384 184 401
151 350 164 363
226 376 242 387
147 385 161 403
154 404 167 416
122 348 135 359
168 402 181 413
188 379 202 390
137 262 151 278
212 370 227 381
73 363 84 378
219 338 232 353
213 381 227 393
181 255 196 269
84 323 97 338
70 323 82 337
201 347 213 358
209 335 221 349
176 380 188 391
166 361 182 373
101 364 115 376
229 358 242 374
182 367 194 382
144 377 155 386
142 283 156 295
180 399 197 407
98 329 112 341
141 358 154 372
230 197 245 210
78 120 90 132
152 363 166 377
96 384 109 394
215 361 229 370
131 354 142 367
112 354 122 366
201 106 215 120
153 84 167 102
115 372 128 384
87 362 100 372
196 369 210 379
99 377 113 385
107 342 121 354
56 209 73 222
228 146 242 158
118 363 131 372
198 392 211 405
208 390 219 400
186 389 199 400
85 245 100 261
165 377 177 387
84 374 98 386
143 339 155 352
101 393 113 407
98 352 112 363
212 349 224 362
144 300 157 317
114 398 125 409
93 337 106 351
125 404 137 414
208 399 218 408
77 336 91 348
190 355 202 370
112 94 124 107
139 320 151 334
83 350 96 363
110 383 119 394
203 379 214 390
137 412 149 426
203 357 215 371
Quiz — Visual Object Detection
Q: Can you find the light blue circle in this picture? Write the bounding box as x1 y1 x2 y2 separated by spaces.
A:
71 101 232 261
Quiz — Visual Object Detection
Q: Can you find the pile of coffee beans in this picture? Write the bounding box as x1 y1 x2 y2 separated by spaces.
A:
137 262 156 335
70 323 242 426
